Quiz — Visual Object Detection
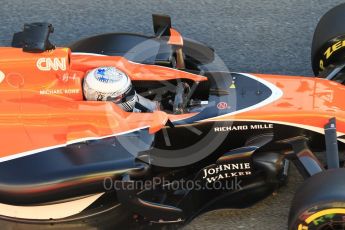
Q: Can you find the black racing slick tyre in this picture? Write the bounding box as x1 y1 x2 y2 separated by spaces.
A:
288 169 345 230
312 3 345 76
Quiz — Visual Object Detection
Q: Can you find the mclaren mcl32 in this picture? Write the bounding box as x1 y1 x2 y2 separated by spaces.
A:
2 4 345 230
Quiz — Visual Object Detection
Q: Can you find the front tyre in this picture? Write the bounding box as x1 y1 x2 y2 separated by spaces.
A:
288 169 345 230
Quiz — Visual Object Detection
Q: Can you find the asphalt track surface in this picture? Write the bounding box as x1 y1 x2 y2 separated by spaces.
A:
0 0 344 229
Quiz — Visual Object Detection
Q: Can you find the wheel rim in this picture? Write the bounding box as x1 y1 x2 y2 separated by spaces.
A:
317 220 345 230
298 211 345 230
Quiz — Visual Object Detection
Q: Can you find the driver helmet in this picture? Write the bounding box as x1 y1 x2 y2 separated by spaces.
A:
83 67 137 111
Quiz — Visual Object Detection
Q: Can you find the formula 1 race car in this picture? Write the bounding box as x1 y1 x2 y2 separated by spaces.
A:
2 4 345 230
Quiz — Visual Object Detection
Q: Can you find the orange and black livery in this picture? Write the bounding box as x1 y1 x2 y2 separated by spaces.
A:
1 7 345 230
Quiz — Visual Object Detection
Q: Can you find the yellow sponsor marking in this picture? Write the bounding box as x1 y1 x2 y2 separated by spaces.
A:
305 208 345 224
229 83 236 89
324 40 345 59
298 224 308 230
319 59 324 71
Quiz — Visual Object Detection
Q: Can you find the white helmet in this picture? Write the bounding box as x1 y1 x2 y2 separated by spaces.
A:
83 67 137 111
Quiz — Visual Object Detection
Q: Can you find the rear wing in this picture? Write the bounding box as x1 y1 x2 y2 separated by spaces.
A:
153 14 172 37
152 14 184 68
